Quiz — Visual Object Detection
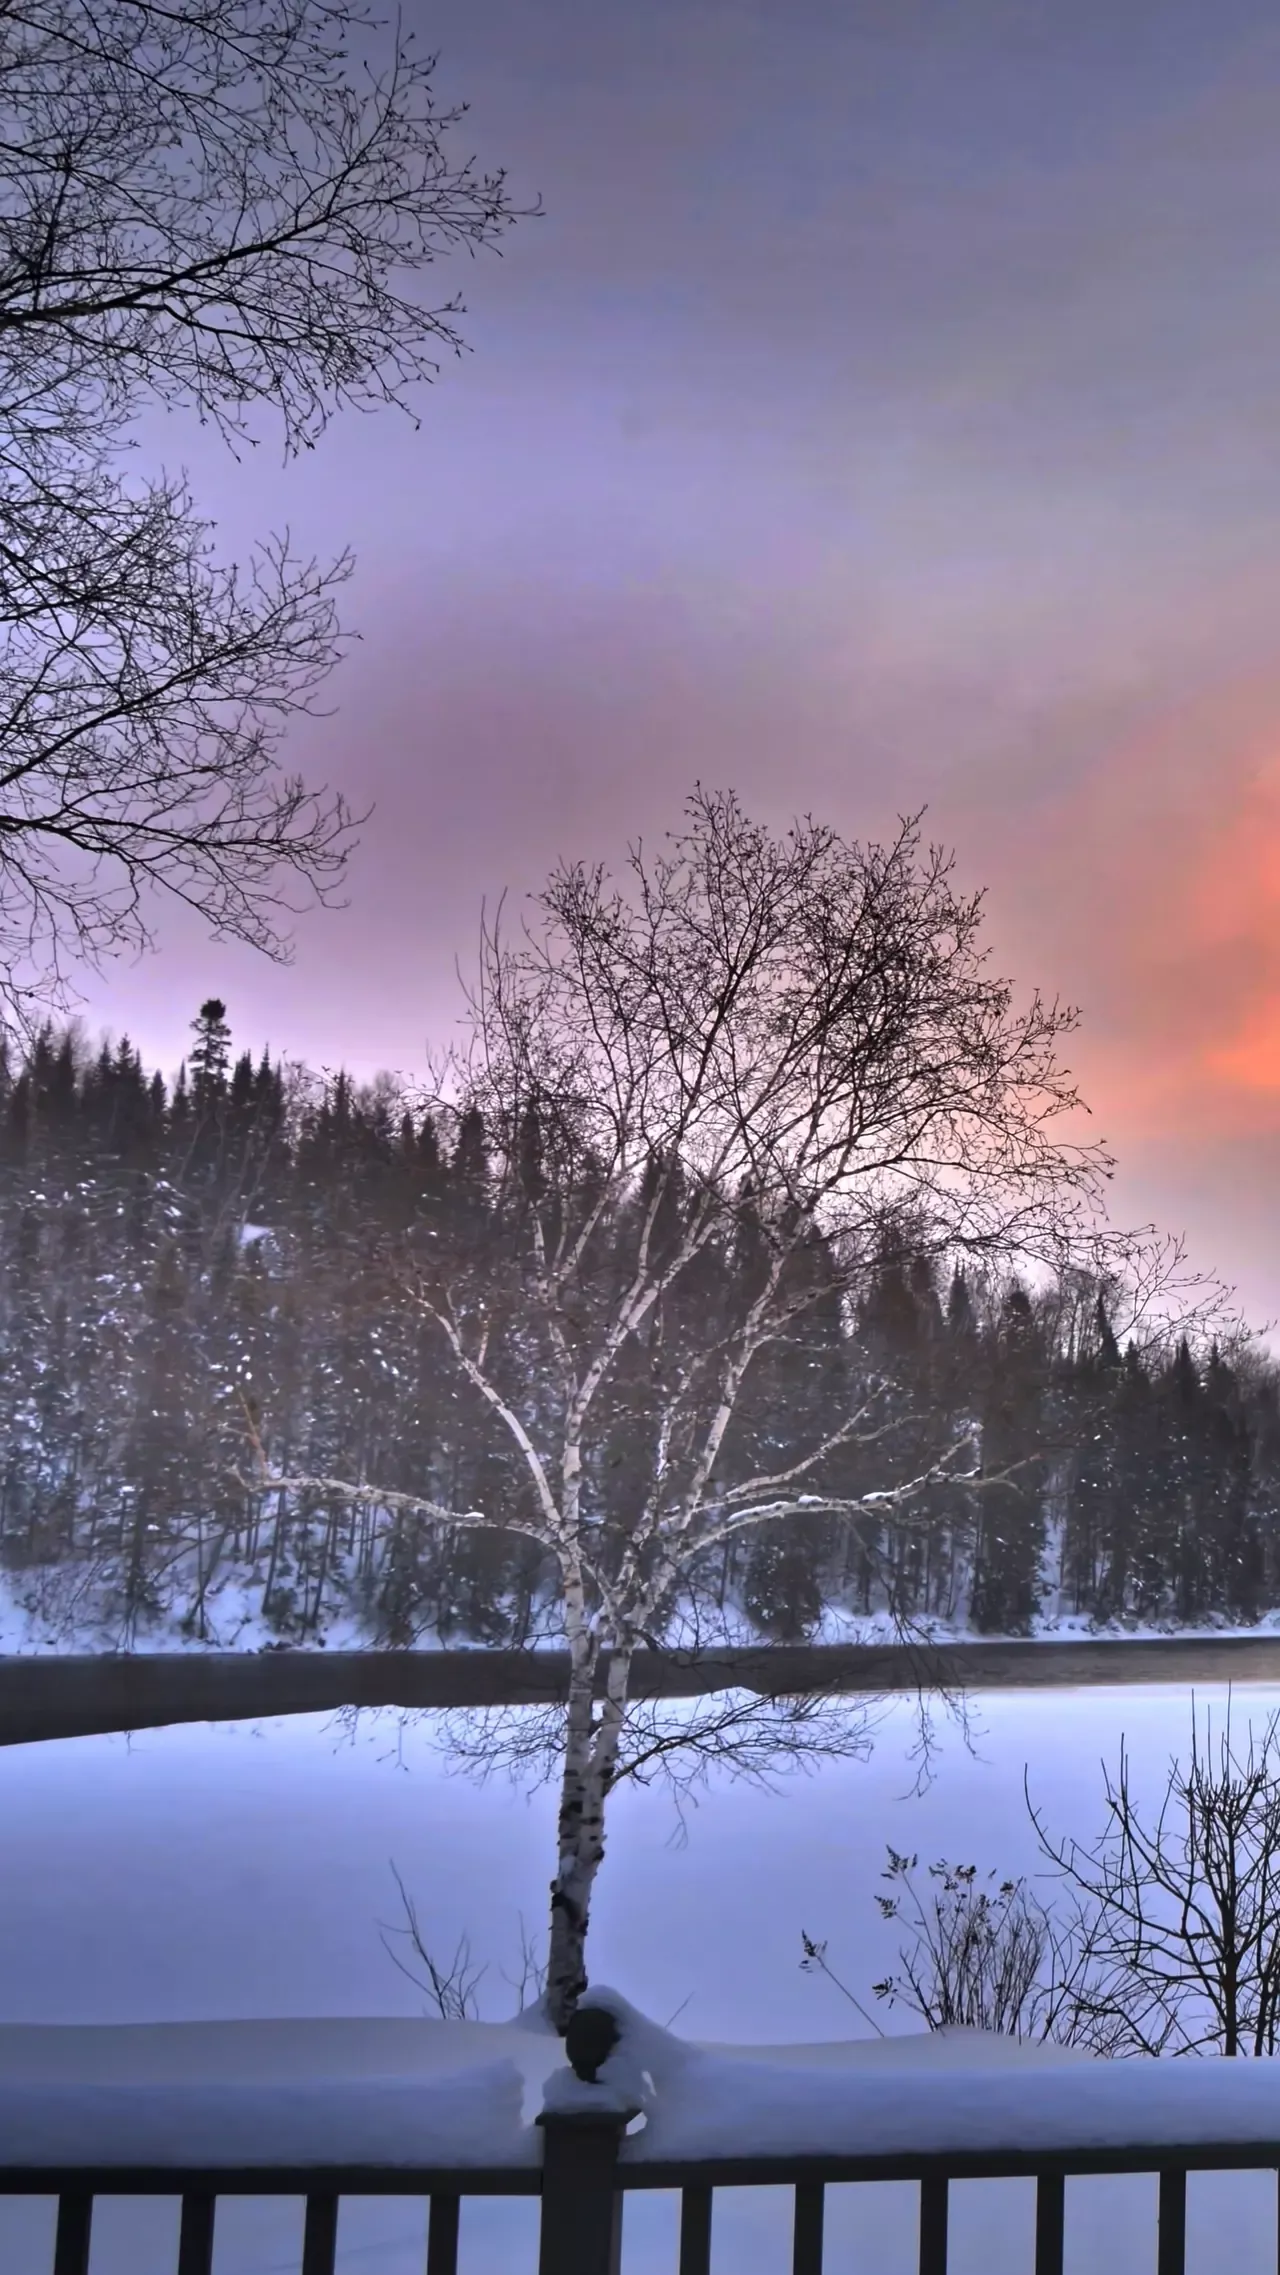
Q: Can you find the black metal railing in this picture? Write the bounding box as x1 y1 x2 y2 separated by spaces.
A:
4 2126 1280 2275
612 2137 1280 2275
3 2164 539 2275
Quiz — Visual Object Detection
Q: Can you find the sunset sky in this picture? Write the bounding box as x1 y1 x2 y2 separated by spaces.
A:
76 0 1280 1330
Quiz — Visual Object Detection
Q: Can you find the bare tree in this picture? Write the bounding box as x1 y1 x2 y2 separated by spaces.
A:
379 1861 488 2022
246 789 1226 2029
1031 1701 1280 2056
0 0 534 1021
379 1862 548 2021
802 1848 1133 2056
820 1706 1280 2060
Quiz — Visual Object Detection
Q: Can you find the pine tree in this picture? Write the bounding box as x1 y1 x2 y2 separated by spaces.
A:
970 1283 1048 1634
1062 1297 1123 1615
189 1001 232 1112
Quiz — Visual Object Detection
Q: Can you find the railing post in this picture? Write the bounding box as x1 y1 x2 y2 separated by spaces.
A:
679 2184 714 2275
300 2192 339 2275
792 2180 825 2275
176 2192 216 2275
1157 2168 1187 2275
52 2195 92 2275
1034 2172 1065 2275
537 2108 631 2275
919 2173 949 2275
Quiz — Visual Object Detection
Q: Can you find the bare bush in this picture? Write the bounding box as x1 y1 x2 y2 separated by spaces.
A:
805 1704 1280 2059
1031 1700 1280 2056
804 1846 1132 2055
378 1862 547 2021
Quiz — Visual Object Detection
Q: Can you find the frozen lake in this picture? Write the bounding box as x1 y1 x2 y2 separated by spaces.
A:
1 1683 1277 2272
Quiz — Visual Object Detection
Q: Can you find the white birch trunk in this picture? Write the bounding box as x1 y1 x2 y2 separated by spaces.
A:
545 1633 633 2032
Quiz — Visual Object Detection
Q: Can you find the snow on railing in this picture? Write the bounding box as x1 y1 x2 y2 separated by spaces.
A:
555 1988 1280 2168
6 1994 1280 2273
0 2062 535 2172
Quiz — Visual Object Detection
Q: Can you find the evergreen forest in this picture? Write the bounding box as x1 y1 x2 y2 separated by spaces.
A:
1 1004 1275 1651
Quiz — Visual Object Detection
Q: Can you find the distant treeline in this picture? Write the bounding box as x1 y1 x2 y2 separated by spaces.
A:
0 1005 1277 1647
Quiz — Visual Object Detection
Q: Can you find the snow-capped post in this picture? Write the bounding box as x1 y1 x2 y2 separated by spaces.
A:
537 2002 639 2275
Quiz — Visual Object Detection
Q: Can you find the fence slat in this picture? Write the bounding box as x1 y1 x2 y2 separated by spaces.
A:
177 2191 216 2275
792 2180 824 2275
1035 2173 1064 2275
427 2191 461 2275
919 2173 949 2275
1158 2169 1187 2275
679 2183 713 2275
52 2193 92 2275
301 2191 339 2275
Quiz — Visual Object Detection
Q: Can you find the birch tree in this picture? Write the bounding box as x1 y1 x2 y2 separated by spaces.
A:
250 788 1202 2030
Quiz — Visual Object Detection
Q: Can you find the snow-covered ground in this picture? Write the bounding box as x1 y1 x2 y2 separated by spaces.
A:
7 1554 1280 1656
0 1567 480 1656
1 1686 1278 2271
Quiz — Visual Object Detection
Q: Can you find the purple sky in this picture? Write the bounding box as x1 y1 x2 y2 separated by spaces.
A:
75 0 1280 1329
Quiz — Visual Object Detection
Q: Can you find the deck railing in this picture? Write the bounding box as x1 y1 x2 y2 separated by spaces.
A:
4 2126 1279 2275
6 2000 1280 2275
